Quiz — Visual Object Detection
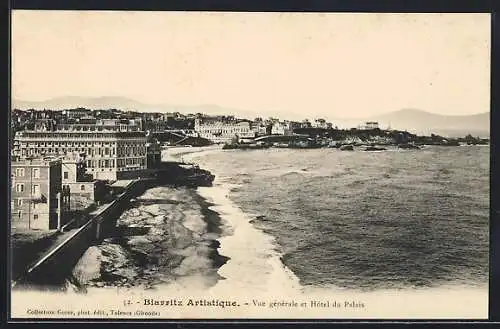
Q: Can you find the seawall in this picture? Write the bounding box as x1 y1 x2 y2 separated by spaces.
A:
12 162 215 289
12 179 152 288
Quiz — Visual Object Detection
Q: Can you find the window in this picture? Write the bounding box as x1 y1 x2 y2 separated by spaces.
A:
32 184 40 195
18 211 22 219
15 184 24 192
32 168 40 178
16 199 23 206
15 168 25 177
33 214 38 220
33 202 37 210
63 171 68 179
80 185 85 191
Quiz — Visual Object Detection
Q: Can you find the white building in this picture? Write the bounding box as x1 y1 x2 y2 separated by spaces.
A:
271 121 294 135
252 123 268 136
359 121 380 130
194 118 254 143
300 120 312 128
312 119 328 129
62 108 92 119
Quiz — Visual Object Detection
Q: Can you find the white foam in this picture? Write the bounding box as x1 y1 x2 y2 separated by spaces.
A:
196 181 302 296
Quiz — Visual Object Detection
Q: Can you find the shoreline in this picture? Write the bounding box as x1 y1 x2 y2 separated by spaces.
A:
178 146 489 294
74 145 229 292
167 145 231 284
161 145 222 163
69 185 230 293
17 145 488 294
179 148 304 295
11 146 490 319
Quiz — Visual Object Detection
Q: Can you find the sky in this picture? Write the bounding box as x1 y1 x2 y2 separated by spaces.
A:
11 11 491 119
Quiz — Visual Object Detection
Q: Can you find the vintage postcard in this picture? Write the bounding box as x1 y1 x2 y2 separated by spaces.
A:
9 11 490 320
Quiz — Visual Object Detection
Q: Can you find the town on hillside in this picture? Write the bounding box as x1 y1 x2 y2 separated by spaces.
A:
10 107 488 233
9 106 490 286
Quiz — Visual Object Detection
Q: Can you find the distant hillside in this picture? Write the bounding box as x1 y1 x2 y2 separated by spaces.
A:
335 109 489 138
370 109 489 137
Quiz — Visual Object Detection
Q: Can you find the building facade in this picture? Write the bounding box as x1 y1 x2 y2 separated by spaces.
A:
61 155 106 210
300 120 312 128
56 118 142 132
13 129 148 181
62 108 92 119
194 118 255 143
312 119 328 129
271 121 300 136
271 122 287 135
146 140 162 168
11 157 70 230
252 123 269 136
144 120 170 133
359 121 380 130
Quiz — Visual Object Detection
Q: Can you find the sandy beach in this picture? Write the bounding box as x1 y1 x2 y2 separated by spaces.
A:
161 145 222 163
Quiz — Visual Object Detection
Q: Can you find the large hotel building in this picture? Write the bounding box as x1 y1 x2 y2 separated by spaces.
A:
13 118 148 181
194 117 255 144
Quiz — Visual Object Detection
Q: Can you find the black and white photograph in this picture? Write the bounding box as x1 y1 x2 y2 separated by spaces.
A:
9 11 490 319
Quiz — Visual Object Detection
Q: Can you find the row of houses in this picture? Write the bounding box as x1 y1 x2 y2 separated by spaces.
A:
193 117 336 144
192 118 380 144
13 108 382 145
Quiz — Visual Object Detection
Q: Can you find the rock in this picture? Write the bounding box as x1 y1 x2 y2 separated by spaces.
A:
340 145 354 151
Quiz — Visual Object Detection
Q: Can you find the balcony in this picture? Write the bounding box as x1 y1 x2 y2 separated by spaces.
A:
125 164 141 168
18 193 47 202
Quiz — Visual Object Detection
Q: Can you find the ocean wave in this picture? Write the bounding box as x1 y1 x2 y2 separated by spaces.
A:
280 171 308 178
54 145 489 318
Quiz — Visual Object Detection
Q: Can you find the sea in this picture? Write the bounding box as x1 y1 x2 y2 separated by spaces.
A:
73 145 489 298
